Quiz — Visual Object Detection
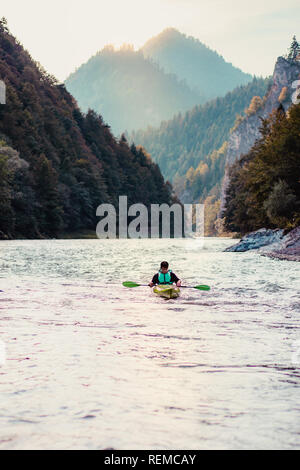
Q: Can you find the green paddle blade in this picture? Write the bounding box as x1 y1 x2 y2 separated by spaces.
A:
122 281 210 290
122 281 141 288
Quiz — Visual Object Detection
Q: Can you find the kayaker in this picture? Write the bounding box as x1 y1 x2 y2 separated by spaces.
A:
148 261 181 287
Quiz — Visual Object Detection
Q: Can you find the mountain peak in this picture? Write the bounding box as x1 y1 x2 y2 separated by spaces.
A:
157 27 182 39
143 28 187 49
66 44 201 135
141 29 252 100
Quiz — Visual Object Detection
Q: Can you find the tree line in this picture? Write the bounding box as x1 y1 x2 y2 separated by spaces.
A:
130 76 270 184
223 103 300 234
0 18 174 239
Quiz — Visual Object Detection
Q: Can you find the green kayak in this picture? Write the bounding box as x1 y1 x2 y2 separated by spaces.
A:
153 284 181 299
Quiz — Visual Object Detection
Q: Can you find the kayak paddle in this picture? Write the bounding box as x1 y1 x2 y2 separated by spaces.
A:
180 285 210 291
123 281 149 288
122 281 210 291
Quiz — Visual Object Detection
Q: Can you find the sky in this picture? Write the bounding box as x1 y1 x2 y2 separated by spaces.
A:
1 0 300 81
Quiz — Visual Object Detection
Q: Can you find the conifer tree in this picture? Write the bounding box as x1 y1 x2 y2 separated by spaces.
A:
0 154 14 235
0 17 9 34
287 35 300 61
33 154 63 236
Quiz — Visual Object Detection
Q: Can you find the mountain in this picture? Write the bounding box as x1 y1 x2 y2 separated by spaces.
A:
130 76 270 185
65 45 203 136
0 19 174 239
142 28 253 100
220 38 300 235
220 54 300 216
65 29 255 136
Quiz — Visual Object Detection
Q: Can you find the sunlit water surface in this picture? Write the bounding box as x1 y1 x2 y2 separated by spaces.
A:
0 238 299 449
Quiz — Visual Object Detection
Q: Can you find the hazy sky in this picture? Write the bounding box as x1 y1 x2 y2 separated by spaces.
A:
2 0 300 81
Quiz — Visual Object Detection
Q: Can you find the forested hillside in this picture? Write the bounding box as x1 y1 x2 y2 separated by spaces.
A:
65 45 203 136
130 76 271 184
0 19 174 239
223 104 300 234
142 28 253 99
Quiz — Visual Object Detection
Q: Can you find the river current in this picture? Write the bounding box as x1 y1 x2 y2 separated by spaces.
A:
0 238 299 449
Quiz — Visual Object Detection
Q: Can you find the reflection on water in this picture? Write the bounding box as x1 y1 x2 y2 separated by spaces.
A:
0 238 299 449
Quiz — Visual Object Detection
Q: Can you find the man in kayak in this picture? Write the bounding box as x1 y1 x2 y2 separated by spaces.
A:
148 261 181 287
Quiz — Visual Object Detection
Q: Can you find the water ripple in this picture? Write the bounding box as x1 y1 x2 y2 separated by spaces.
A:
0 238 299 450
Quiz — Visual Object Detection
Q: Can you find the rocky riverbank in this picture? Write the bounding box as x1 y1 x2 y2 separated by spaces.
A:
225 227 300 261
224 228 284 252
259 226 300 261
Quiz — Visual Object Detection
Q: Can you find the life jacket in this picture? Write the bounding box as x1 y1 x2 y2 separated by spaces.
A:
158 269 172 284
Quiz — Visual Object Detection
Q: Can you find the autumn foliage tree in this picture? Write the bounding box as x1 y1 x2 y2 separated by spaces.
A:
224 104 300 233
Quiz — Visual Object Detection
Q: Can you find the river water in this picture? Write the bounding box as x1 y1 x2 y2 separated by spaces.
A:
0 238 299 450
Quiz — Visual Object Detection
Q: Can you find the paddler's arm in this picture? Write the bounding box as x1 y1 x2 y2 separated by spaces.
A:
171 272 181 287
148 273 159 287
